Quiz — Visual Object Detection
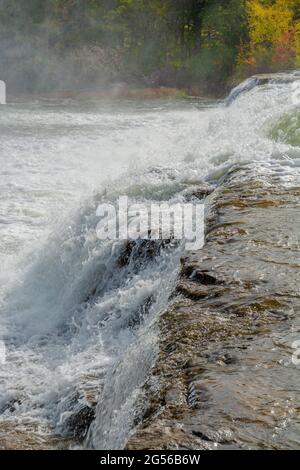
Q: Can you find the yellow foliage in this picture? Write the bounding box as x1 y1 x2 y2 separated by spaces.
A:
243 0 299 70
247 0 293 46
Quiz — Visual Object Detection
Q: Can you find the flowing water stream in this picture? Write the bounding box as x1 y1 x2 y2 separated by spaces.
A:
0 76 299 449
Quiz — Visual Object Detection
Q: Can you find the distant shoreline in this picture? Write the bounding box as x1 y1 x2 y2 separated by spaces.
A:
8 69 296 104
7 84 228 103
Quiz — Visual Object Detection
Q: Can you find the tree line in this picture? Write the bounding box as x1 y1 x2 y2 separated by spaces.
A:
0 0 299 95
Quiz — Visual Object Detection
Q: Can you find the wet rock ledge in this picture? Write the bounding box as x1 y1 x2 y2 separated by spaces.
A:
127 164 300 450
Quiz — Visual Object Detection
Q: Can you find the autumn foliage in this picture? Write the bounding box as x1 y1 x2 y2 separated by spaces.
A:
239 0 300 73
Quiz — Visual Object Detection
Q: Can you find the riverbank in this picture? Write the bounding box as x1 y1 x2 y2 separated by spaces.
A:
7 70 298 104
7 85 220 104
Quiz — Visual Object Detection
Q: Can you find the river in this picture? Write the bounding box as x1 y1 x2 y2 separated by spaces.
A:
0 77 299 449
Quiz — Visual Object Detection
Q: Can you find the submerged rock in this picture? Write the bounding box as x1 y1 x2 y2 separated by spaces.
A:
0 420 72 450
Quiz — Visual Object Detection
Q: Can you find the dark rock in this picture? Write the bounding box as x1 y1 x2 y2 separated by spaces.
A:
127 295 154 328
62 404 95 440
0 398 22 414
183 184 215 201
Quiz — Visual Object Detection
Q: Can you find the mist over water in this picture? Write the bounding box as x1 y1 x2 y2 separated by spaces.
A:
0 78 300 449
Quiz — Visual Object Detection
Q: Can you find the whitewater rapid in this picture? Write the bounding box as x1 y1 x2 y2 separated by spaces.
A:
0 77 300 449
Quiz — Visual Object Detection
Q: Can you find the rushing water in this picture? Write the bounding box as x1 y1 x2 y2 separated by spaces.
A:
0 77 299 449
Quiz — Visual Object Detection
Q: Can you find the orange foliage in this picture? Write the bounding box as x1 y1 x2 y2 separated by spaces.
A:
272 29 296 66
